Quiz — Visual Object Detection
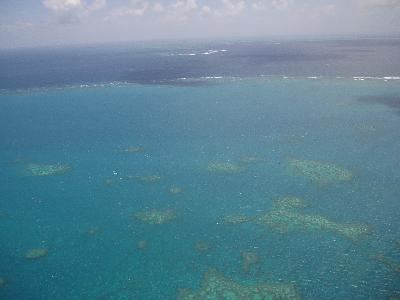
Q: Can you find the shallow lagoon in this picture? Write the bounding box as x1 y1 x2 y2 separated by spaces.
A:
0 77 400 299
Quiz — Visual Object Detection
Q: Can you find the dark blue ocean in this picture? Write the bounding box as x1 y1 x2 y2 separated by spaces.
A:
0 37 400 299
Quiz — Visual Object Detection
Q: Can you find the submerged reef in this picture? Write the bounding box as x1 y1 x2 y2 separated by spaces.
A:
217 196 368 241
255 196 368 241
221 214 251 225
177 268 301 300
207 161 245 173
256 210 368 240
138 240 148 250
117 146 144 153
288 159 353 184
239 156 261 163
169 186 184 195
86 228 99 236
278 134 306 146
0 277 6 288
195 241 212 253
274 196 307 210
104 178 116 187
353 124 378 134
134 209 176 225
125 175 162 183
357 94 400 115
24 163 71 177
241 251 260 274
372 254 400 273
24 247 48 260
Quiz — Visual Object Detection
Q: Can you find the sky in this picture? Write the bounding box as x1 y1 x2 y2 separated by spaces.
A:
0 0 400 48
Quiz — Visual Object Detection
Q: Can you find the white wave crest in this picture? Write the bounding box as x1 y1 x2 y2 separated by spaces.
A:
170 49 228 57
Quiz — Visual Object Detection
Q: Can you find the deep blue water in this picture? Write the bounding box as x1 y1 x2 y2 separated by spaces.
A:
0 38 400 299
1 36 400 90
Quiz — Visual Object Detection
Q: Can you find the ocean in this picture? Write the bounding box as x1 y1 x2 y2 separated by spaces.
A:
0 37 400 299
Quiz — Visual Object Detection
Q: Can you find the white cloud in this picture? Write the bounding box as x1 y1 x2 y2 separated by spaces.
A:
43 0 106 23
270 0 289 10
43 0 83 11
152 0 245 20
167 0 198 20
358 0 400 25
169 0 198 12
252 0 289 11
363 0 400 9
159 0 198 21
88 0 106 11
200 5 213 16
298 3 336 18
110 1 149 17
221 0 246 16
318 4 335 15
107 0 198 21
152 3 165 13
105 0 250 22
43 0 84 24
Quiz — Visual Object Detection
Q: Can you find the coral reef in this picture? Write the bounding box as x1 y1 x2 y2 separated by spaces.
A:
278 134 306 146
239 156 260 163
0 277 6 288
288 159 353 184
134 209 176 224
241 251 260 274
104 178 116 187
221 215 250 225
255 197 368 241
195 241 212 253
274 196 307 210
372 254 400 273
177 268 301 300
118 146 144 153
169 187 184 195
138 240 148 250
24 247 48 260
24 163 71 177
217 196 368 241
353 124 378 133
207 161 245 173
87 228 99 236
257 210 368 240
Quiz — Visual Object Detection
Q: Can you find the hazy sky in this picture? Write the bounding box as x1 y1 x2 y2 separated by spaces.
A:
1 0 400 48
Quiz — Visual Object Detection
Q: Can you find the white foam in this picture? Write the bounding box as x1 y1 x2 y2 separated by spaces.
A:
177 53 197 56
173 49 228 57
353 76 375 80
353 76 400 81
202 76 224 79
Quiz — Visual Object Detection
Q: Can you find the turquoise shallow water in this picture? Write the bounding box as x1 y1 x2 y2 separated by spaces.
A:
0 77 400 299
